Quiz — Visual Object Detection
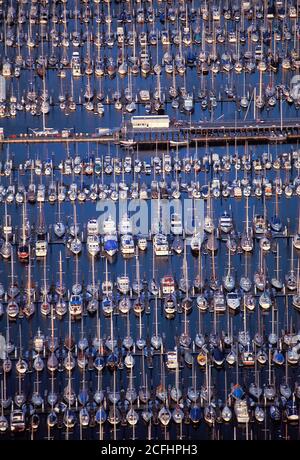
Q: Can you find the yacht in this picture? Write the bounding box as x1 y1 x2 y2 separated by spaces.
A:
35 240 48 257
102 215 117 235
164 294 177 315
170 213 183 235
161 275 175 294
153 233 169 256
191 233 202 255
219 211 233 234
234 400 250 423
69 294 83 317
137 236 148 251
87 219 99 236
10 410 25 432
117 275 130 295
120 234 135 255
212 289 226 312
103 234 118 257
166 351 178 370
119 213 133 235
87 235 100 257
226 292 241 311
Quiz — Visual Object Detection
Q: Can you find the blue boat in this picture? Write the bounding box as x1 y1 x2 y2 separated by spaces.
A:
270 215 283 232
190 405 202 424
273 349 285 366
95 407 107 425
103 234 118 257
270 404 281 422
78 389 89 406
231 384 245 400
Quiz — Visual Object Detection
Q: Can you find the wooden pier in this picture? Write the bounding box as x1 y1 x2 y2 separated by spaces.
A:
1 118 300 149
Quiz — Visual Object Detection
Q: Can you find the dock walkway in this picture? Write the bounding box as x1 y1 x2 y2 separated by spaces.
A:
1 118 299 147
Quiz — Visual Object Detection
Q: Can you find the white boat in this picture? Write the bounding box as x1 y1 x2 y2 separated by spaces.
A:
0 241 12 259
117 275 130 294
213 289 226 312
119 213 133 235
226 292 240 311
153 233 169 256
161 275 175 294
2 212 12 238
137 236 148 251
259 291 272 310
71 52 81 77
68 237 82 255
293 233 300 250
139 90 150 101
87 219 99 236
234 400 250 423
166 351 178 369
191 233 202 254
87 235 100 257
102 215 116 235
170 213 183 235
54 222 65 238
219 211 233 234
69 294 83 317
120 234 135 255
196 294 208 311
203 216 214 233
35 240 48 257
10 410 25 432
183 94 194 112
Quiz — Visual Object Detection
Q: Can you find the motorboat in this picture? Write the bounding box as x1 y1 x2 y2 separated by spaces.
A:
103 234 118 257
119 213 133 235
120 234 135 255
87 235 100 257
153 233 169 256
69 294 83 316
161 275 175 294
170 213 183 235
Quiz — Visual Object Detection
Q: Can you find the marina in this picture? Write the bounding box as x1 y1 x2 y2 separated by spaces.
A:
0 0 300 442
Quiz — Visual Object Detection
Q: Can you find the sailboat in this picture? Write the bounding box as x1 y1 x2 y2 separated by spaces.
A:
55 252 67 317
0 204 12 259
241 195 253 252
102 259 114 316
292 259 300 310
271 243 284 290
270 187 282 232
67 204 82 255
286 244 297 291
15 325 27 408
157 356 171 426
54 199 65 238
133 249 145 316
293 208 300 249
17 202 30 261
222 370 233 422
151 293 162 350
47 355 58 428
23 257 35 318
40 256 50 316
63 328 77 431
87 256 99 314
0 382 8 432
126 364 139 429
223 241 235 291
